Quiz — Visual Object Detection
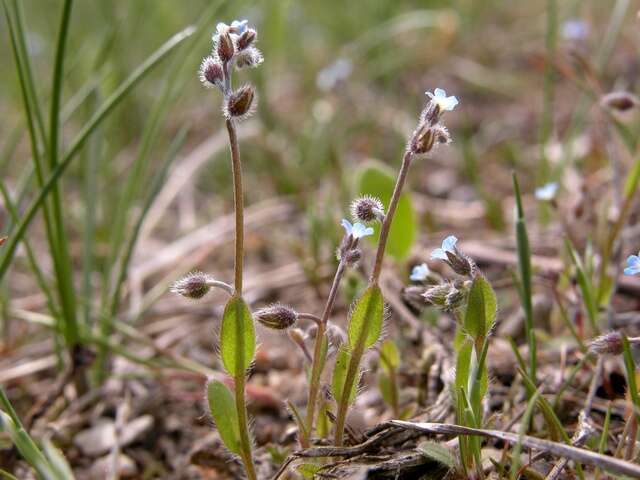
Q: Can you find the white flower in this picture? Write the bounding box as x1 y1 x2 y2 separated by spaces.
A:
625 254 640 276
431 235 458 260
341 219 374 239
410 263 430 282
426 88 459 112
535 182 558 201
562 19 589 41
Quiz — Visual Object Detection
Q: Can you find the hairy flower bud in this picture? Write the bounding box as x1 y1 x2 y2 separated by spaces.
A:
170 272 215 299
326 324 347 350
410 123 435 155
217 31 235 63
235 47 264 69
445 250 473 277
199 56 224 89
589 331 623 355
422 284 453 309
432 124 451 145
224 84 256 120
351 196 385 223
255 303 298 330
601 91 639 112
237 29 257 50
344 248 362 266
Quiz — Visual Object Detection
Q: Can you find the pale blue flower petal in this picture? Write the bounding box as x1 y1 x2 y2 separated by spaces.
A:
441 95 459 111
625 255 640 276
434 88 446 98
431 248 447 260
410 263 430 281
231 19 249 33
350 222 374 239
341 219 353 236
442 235 458 252
535 182 558 201
625 266 640 276
363 226 374 237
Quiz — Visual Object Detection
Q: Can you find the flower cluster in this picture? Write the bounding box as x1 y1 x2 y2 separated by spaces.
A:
335 196 385 266
409 88 458 155
199 19 263 120
403 235 475 312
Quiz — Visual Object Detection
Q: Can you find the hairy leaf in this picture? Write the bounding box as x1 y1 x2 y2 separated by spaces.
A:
220 296 256 377
379 339 399 373
207 380 241 455
463 275 496 343
332 346 358 405
347 284 384 350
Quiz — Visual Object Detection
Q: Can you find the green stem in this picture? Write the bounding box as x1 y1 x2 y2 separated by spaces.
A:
303 258 347 446
226 118 244 294
234 373 257 480
370 150 413 284
334 345 364 446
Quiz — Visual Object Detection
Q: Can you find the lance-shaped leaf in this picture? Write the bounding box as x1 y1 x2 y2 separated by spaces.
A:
207 380 241 455
463 275 496 343
331 346 358 405
347 284 384 350
379 339 399 374
220 296 256 376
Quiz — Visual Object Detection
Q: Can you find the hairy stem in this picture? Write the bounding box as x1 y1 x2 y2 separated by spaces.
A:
303 258 347 446
370 150 413 284
226 119 244 294
235 373 257 480
334 345 364 446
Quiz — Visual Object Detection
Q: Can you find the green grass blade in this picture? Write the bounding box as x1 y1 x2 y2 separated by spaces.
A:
621 335 640 425
513 173 536 380
0 25 196 281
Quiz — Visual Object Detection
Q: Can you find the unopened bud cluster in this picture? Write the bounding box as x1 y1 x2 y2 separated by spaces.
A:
199 19 263 121
409 88 457 155
350 196 385 223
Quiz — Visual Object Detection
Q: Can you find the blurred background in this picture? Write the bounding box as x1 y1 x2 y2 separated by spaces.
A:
1 0 640 478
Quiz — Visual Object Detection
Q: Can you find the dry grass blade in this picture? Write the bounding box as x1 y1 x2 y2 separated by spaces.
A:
389 420 640 477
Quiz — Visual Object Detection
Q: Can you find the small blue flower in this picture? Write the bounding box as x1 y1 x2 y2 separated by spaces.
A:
426 88 459 112
215 19 249 40
624 255 640 276
341 219 374 239
410 263 430 282
535 182 558 201
431 235 458 260
562 19 589 41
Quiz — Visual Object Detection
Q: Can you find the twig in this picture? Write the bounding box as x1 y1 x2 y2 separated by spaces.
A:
388 420 640 477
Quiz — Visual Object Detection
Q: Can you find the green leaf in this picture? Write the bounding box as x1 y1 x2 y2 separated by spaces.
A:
220 296 256 377
379 339 399 373
378 371 393 405
347 284 384 350
206 380 241 455
418 441 457 468
297 463 321 479
332 346 358 405
455 339 473 397
463 275 497 343
356 161 416 260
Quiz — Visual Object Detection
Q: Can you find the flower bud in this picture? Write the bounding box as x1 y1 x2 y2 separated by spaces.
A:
432 124 451 145
410 123 435 155
350 196 385 223
171 272 215 299
199 56 224 89
326 324 347 350
589 331 623 355
217 31 235 63
235 47 264 69
601 91 639 112
445 250 473 276
344 248 362 266
255 303 298 330
224 84 256 120
237 29 257 50
422 284 453 309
